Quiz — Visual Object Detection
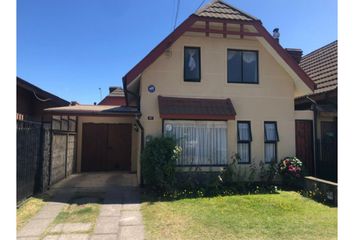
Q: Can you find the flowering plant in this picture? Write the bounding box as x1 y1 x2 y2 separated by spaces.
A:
278 157 304 189
278 157 303 177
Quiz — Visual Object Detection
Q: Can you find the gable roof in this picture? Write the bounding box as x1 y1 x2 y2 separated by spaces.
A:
123 0 315 92
195 0 257 21
98 87 126 106
299 40 337 94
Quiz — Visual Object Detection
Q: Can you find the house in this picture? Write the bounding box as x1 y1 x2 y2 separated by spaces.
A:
17 77 71 201
295 41 337 182
45 0 317 184
98 87 126 106
17 77 70 122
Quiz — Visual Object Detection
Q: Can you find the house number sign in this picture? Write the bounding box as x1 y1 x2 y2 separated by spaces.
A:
148 85 156 93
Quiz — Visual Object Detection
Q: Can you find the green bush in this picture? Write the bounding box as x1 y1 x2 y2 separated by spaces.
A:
141 136 181 191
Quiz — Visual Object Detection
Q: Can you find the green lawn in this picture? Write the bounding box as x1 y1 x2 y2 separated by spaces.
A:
17 194 51 231
142 191 337 240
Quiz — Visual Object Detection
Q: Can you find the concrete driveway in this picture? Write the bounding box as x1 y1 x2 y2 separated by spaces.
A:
17 172 144 240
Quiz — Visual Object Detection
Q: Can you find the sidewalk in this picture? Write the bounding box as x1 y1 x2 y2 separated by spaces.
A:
17 172 144 240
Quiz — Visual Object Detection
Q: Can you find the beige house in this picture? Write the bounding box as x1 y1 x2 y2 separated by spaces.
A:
46 0 316 184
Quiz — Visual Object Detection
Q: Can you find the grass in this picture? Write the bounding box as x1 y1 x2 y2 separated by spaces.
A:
53 202 100 224
17 193 50 231
142 191 337 240
43 194 103 237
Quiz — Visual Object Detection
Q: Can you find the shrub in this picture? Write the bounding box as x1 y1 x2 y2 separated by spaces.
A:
278 157 304 189
141 136 181 191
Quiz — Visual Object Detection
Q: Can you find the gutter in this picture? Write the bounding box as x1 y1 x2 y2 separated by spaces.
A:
306 96 318 177
135 115 145 186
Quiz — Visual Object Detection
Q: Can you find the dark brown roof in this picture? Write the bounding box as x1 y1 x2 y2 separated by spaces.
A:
195 0 257 21
299 41 337 94
17 77 70 106
158 96 236 120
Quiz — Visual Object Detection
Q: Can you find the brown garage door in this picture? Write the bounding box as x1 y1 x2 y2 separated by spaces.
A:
82 123 132 172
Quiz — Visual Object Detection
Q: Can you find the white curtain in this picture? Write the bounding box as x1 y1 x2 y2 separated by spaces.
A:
238 143 249 163
264 143 276 163
164 121 227 165
187 49 196 71
265 123 277 141
238 122 250 141
237 122 250 163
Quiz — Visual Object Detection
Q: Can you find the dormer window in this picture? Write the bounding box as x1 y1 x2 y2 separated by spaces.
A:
227 49 258 84
184 47 201 82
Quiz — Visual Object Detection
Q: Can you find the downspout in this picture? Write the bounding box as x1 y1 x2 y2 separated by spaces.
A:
135 116 144 186
306 96 318 177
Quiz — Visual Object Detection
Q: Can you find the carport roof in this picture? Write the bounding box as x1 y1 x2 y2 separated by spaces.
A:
44 104 140 116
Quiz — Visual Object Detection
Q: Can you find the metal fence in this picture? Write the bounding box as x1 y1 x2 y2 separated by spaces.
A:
17 117 77 204
17 120 43 203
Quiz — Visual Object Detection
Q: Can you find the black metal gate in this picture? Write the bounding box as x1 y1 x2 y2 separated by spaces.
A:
16 120 43 202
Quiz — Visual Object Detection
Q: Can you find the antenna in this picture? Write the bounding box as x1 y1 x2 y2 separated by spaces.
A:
99 87 102 100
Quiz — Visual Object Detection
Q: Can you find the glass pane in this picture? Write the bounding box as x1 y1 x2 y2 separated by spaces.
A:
184 48 200 81
227 50 242 83
238 122 250 141
265 123 278 141
164 121 227 165
242 51 258 83
265 143 276 162
238 143 249 163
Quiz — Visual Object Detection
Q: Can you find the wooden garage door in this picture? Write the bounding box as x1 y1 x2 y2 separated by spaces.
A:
81 123 132 172
295 120 314 175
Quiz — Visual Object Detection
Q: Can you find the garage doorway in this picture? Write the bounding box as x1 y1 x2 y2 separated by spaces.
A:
81 123 132 172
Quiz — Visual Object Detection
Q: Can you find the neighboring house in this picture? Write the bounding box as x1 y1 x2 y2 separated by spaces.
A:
295 41 337 182
17 77 70 122
98 87 126 106
46 0 317 184
17 77 71 202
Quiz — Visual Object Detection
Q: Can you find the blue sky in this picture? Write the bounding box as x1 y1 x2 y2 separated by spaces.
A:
17 0 337 104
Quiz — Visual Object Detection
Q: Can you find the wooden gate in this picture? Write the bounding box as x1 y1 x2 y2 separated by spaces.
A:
295 120 314 175
50 116 77 185
81 123 132 172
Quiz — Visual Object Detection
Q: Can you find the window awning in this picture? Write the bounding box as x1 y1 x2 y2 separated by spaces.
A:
158 96 236 120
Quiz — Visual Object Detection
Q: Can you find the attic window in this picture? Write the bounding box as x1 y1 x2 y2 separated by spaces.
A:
227 49 258 84
184 47 201 82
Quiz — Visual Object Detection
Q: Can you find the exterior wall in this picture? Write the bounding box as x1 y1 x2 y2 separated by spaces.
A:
76 116 140 177
138 34 307 175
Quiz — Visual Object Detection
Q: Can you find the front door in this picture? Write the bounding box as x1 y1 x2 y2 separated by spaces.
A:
295 120 314 175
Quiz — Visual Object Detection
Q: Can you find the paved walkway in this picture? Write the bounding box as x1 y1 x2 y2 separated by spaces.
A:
17 172 144 240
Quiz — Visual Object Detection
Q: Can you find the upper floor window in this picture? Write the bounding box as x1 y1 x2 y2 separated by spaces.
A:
184 47 201 82
227 49 258 84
